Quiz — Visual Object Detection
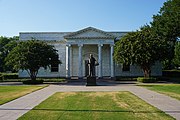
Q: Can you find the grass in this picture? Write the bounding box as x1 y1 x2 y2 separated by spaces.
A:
138 84 180 100
0 85 47 105
19 92 174 120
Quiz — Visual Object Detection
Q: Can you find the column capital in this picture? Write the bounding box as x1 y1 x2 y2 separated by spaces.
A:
98 44 103 47
78 44 83 47
66 44 71 47
110 44 114 47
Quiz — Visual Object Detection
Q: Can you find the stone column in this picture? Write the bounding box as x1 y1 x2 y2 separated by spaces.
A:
98 44 103 78
110 44 114 78
66 44 71 78
78 44 83 78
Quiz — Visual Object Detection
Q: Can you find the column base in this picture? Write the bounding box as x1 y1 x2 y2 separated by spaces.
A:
78 77 83 80
66 77 71 80
98 77 103 80
110 77 116 80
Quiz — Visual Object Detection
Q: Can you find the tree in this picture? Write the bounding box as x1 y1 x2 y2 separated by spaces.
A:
5 39 62 81
114 25 167 78
173 41 180 68
152 0 180 40
151 0 180 69
0 36 18 72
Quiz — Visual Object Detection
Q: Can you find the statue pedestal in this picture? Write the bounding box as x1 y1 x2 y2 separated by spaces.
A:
86 76 96 86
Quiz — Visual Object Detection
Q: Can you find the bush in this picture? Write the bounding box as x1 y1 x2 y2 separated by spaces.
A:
0 73 18 80
0 75 3 81
23 80 44 84
115 76 137 81
3 74 18 79
137 77 157 83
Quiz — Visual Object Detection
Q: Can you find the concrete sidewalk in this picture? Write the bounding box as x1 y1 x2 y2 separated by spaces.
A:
0 85 60 120
0 84 179 120
127 86 180 120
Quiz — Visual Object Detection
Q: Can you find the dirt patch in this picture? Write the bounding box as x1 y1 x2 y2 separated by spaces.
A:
55 92 77 99
84 92 130 108
111 93 130 108
85 92 119 97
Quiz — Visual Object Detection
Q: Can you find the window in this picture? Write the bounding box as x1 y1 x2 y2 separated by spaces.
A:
122 64 130 71
51 55 59 72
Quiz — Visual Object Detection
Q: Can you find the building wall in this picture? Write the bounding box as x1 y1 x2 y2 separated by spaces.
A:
71 45 78 76
56 43 66 77
115 61 162 77
102 45 110 76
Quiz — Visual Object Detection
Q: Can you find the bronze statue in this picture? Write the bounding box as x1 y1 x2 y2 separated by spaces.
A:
88 54 97 77
86 54 99 86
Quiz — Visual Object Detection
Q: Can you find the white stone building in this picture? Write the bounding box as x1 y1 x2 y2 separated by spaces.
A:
19 27 162 78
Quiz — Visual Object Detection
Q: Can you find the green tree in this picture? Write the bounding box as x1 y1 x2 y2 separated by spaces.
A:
5 39 62 81
173 41 180 68
152 0 180 41
151 0 180 69
0 36 18 72
114 25 167 78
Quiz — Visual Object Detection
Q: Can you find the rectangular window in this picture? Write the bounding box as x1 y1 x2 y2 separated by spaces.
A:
51 55 59 72
122 64 130 71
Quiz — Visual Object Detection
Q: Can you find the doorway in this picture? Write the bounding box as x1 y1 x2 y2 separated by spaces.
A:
85 60 89 77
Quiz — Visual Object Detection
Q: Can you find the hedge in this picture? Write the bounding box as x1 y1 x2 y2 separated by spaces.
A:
137 77 157 83
3 74 18 79
115 76 137 81
162 70 180 77
0 73 18 80
0 75 3 81
23 80 44 84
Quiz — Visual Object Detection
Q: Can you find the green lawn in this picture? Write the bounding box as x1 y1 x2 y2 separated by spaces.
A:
19 92 174 120
0 85 47 105
138 84 180 100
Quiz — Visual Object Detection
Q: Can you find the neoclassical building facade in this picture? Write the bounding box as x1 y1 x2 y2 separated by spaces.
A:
19 27 162 78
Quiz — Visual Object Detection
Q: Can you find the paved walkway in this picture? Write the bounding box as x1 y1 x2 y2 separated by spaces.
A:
0 82 180 120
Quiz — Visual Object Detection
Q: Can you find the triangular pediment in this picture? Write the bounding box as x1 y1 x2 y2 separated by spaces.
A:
64 27 115 39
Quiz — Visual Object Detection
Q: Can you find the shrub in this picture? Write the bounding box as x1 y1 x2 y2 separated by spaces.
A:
23 80 44 84
0 75 3 81
0 73 18 80
115 76 137 81
137 77 157 83
162 70 180 77
3 74 18 79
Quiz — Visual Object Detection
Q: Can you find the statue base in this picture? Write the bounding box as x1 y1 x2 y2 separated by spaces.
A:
86 76 96 86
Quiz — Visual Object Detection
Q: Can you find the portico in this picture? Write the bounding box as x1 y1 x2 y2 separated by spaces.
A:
64 27 115 79
64 27 115 78
65 43 114 79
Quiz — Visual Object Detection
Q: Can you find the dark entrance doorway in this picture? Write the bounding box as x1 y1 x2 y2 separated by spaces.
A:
85 60 89 76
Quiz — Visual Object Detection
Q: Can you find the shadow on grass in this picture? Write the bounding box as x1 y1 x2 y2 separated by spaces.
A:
0 108 180 114
56 80 137 86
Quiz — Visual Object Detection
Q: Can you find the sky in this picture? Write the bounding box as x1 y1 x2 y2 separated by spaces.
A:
0 0 167 37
